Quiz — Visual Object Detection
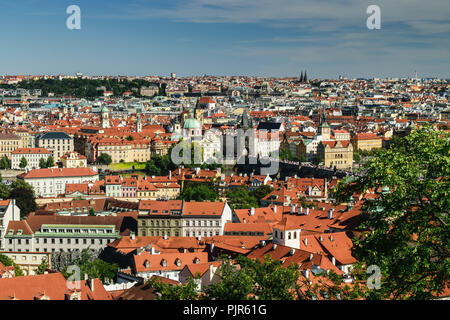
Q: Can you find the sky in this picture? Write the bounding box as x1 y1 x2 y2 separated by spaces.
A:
0 0 449 79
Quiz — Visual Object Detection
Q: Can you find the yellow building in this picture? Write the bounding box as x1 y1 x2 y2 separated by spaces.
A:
60 151 88 168
0 132 21 159
97 141 151 164
351 133 382 151
318 140 353 170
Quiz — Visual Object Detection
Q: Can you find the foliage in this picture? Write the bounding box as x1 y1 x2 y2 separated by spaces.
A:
96 153 112 165
39 157 47 168
149 276 200 300
62 249 118 283
35 258 50 275
144 154 177 176
279 147 299 162
8 179 37 218
0 156 11 169
0 253 24 276
179 181 219 202
88 207 96 216
46 156 55 168
19 156 28 169
226 186 259 209
0 78 160 98
333 126 450 299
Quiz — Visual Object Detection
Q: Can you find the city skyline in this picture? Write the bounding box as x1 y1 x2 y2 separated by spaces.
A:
0 0 449 79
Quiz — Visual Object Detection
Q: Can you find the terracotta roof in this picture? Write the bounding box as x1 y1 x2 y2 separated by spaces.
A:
19 168 98 179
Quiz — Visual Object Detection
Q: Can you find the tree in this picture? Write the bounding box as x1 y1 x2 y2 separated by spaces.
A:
179 182 219 202
39 157 47 168
19 156 28 169
35 258 50 275
250 185 273 202
149 276 200 300
333 126 450 299
226 187 259 209
125 135 134 141
46 156 54 168
145 162 160 176
0 156 11 169
88 207 96 216
63 249 118 283
203 258 255 300
9 179 37 218
96 153 112 165
0 253 24 276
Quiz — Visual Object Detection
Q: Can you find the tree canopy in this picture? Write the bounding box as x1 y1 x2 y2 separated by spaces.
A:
333 126 450 299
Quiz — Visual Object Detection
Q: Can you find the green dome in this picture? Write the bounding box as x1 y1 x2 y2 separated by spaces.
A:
183 118 201 129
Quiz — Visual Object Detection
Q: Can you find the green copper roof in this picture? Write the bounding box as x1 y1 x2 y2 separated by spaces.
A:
183 118 201 129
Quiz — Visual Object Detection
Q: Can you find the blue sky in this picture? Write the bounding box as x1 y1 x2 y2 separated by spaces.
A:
0 0 449 78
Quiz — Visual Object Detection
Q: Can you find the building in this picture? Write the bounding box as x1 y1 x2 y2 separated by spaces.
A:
317 140 353 170
351 132 383 151
0 200 21 251
0 251 51 276
0 131 21 159
0 272 112 300
35 132 74 162
60 151 87 168
137 200 233 237
18 167 99 197
11 148 51 170
4 214 128 253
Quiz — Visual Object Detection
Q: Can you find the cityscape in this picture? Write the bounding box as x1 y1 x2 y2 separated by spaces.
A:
0 0 449 307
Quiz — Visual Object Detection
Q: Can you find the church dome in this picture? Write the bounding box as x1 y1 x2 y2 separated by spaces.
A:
183 118 201 129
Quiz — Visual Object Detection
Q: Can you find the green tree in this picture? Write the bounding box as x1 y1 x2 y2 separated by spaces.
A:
9 179 37 218
179 182 219 202
19 156 28 169
0 253 24 276
46 156 54 168
226 187 259 209
0 156 11 169
39 157 47 168
333 126 450 299
63 249 118 283
145 162 160 176
96 153 112 165
149 276 200 300
250 185 273 202
125 135 134 141
88 207 96 216
35 258 50 275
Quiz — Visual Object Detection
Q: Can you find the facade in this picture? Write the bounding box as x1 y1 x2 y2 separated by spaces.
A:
11 148 51 170
0 131 21 159
35 132 74 162
60 151 87 168
4 215 124 253
317 140 353 170
0 251 51 276
18 167 99 198
351 133 383 151
0 200 21 251
137 200 233 238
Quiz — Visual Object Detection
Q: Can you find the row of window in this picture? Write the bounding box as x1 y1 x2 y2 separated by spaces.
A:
9 238 112 245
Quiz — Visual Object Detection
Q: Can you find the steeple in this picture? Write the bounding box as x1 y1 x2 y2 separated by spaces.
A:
136 114 142 132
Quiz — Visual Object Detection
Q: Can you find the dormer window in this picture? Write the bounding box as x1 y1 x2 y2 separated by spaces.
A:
175 259 182 267
161 259 167 267
144 260 150 268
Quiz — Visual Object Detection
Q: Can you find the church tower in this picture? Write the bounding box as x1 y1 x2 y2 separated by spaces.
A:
101 106 110 128
136 114 142 133
319 105 331 140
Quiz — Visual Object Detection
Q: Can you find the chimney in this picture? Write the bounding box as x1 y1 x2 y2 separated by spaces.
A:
169 171 172 179
273 244 277 250
303 269 310 279
195 167 200 175
130 232 135 240
308 186 312 195
329 235 334 242
305 207 310 215
273 205 277 214
250 207 255 216
260 240 266 247
298 206 303 215
328 209 334 219
309 253 313 261
163 234 168 240
88 278 94 292
304 238 308 246
332 257 336 265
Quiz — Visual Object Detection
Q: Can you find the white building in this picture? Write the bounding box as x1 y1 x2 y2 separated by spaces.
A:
0 200 21 251
11 148 51 170
18 167 99 198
